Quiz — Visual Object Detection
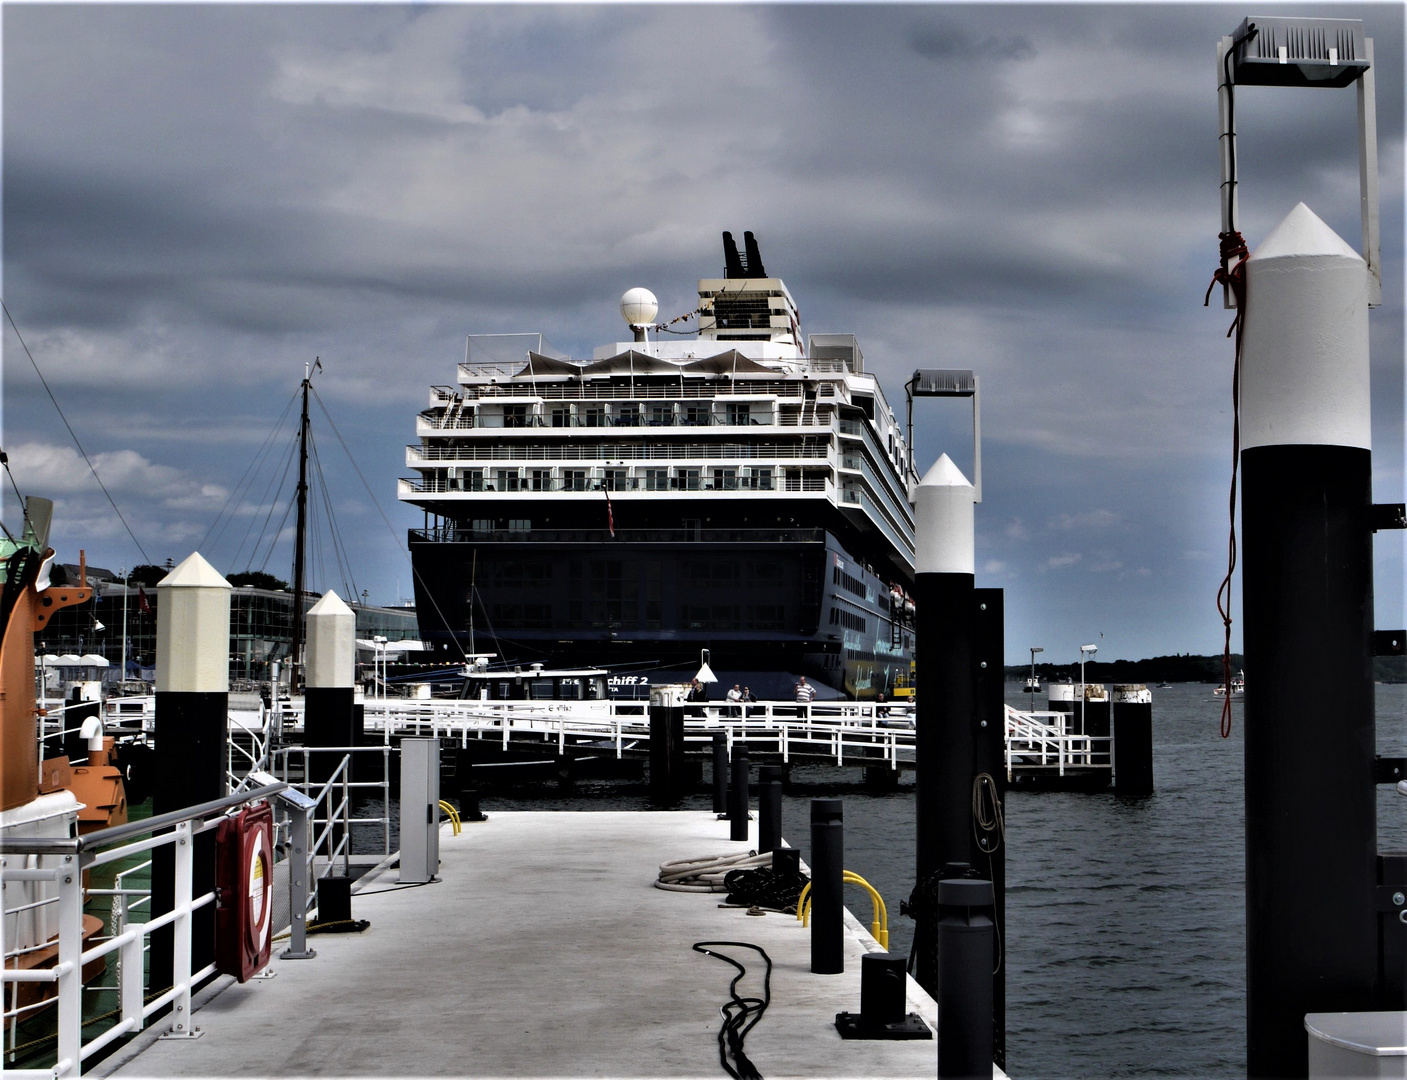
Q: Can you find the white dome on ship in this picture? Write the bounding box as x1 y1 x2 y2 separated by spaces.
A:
620 288 658 328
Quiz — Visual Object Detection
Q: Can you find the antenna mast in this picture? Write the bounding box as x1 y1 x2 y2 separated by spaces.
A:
290 360 313 690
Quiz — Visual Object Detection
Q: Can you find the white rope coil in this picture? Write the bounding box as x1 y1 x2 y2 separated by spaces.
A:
655 850 770 892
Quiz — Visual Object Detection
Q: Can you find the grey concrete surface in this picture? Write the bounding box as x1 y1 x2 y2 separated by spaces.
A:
96 810 999 1079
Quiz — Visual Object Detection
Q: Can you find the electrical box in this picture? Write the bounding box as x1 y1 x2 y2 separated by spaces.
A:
400 738 440 884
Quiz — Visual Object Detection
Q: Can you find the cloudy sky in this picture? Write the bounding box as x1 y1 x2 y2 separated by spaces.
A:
2 3 1402 667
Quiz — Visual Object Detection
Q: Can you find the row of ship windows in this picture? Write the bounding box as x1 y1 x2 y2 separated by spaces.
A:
446 467 777 492
486 602 788 632
832 565 868 599
486 403 774 428
828 607 868 633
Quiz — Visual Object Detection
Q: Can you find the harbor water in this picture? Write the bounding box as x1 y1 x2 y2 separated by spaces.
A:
474 681 1407 1079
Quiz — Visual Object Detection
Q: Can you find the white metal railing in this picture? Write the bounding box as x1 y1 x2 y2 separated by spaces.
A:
271 746 395 862
0 783 286 1078
1004 705 1112 779
360 698 915 769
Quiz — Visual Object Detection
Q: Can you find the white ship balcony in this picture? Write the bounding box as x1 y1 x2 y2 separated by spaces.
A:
405 443 830 466
398 473 832 498
414 409 836 436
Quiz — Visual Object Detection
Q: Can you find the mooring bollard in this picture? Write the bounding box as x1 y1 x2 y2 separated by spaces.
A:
758 765 783 853
937 876 994 1079
1111 685 1154 798
811 798 844 974
713 731 728 815
729 741 750 841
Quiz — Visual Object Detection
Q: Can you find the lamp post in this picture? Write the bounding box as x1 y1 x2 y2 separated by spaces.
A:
1029 646 1043 704
905 370 981 501
120 567 129 686
373 635 388 700
1079 644 1098 736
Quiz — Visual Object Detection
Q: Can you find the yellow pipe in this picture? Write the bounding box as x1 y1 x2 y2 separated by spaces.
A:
796 871 889 951
438 800 462 835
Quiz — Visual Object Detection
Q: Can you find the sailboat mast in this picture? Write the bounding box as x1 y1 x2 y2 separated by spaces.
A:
290 361 312 690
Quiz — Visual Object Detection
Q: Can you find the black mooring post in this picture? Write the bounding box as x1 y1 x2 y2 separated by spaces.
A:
1111 686 1154 798
973 587 1006 1070
1239 204 1378 1078
811 798 844 974
758 764 783 854
938 877 994 1080
729 741 750 842
712 731 728 815
913 456 977 996
649 688 685 803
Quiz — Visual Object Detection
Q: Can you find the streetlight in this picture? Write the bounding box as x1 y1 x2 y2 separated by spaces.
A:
905 369 981 502
1079 644 1098 735
1029 646 1044 703
373 635 388 700
1217 16 1380 306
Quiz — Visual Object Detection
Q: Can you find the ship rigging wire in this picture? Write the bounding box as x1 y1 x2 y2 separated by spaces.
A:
0 298 152 564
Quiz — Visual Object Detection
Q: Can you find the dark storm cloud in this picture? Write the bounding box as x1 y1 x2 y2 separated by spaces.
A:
2 2 1401 659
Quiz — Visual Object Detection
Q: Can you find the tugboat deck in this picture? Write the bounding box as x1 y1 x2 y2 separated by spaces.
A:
95 811 992 1079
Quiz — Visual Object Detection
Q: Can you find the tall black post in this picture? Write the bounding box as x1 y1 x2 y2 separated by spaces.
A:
712 731 728 815
649 686 686 804
758 765 783 854
151 555 231 995
913 455 976 993
973 588 1006 1070
1239 203 1377 1078
810 798 844 974
729 741 750 842
938 877 995 1080
1112 685 1153 798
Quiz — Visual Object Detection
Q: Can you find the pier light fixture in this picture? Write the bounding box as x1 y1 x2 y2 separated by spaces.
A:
906 369 981 502
1029 646 1044 702
1079 644 1098 735
1218 16 1379 305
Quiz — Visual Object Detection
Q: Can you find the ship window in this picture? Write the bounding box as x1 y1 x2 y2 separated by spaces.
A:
725 404 750 426
467 470 485 492
713 468 737 491
508 519 531 533
683 404 709 427
602 469 626 491
551 406 571 428
504 405 529 428
564 470 588 491
749 468 773 491
650 405 673 427
749 605 784 631
491 603 551 629
678 469 701 491
616 406 640 428
644 469 669 492
471 519 493 536
584 406 606 428
494 469 521 492
530 469 551 491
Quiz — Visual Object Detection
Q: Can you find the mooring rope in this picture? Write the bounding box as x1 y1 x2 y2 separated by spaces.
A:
691 941 772 1080
656 851 770 892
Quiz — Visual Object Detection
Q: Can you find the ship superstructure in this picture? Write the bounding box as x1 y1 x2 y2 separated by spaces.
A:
399 233 917 698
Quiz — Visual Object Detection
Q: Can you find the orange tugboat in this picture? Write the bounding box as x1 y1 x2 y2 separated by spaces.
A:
1 496 127 1029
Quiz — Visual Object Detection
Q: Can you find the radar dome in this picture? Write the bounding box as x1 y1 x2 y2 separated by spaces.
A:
620 288 658 328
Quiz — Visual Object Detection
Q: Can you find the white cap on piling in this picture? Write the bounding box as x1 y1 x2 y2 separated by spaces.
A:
1242 202 1370 451
915 453 975 575
306 590 356 689
156 552 232 694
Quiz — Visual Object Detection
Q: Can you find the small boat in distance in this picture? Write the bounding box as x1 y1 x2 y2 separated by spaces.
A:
1024 675 1041 694
1214 670 1246 696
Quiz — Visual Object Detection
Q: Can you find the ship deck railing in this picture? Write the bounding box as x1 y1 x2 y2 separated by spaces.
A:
404 442 833 463
1004 705 1112 778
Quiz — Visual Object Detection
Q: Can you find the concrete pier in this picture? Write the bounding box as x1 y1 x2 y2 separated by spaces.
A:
95 811 990 1079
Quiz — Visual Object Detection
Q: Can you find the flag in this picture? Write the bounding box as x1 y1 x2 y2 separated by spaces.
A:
605 490 615 538
137 585 151 614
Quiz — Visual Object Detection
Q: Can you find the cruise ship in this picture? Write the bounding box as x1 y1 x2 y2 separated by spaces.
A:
399 233 917 699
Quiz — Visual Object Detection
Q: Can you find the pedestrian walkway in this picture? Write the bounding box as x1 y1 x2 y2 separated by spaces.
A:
94 810 991 1078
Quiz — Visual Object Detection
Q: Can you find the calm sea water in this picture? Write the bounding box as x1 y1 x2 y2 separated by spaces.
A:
474 682 1407 1079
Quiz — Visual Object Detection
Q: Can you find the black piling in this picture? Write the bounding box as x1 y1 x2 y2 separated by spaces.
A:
304 686 356 787
1111 686 1153 798
729 741 750 842
712 731 728 815
649 688 686 803
937 876 995 1080
758 764 783 854
810 798 844 974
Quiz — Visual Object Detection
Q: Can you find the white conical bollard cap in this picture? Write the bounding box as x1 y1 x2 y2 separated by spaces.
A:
1242 202 1370 451
156 552 231 693
915 454 975 575
306 590 356 689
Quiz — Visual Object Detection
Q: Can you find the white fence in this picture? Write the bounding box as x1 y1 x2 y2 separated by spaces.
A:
1004 705 1112 780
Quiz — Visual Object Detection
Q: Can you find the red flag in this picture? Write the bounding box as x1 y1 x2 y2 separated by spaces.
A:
605 490 616 538
137 585 151 614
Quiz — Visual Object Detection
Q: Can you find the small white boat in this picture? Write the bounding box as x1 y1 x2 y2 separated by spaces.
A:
1214 671 1246 696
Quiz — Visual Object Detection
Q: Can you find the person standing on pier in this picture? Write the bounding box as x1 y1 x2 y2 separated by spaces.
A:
726 683 742 717
794 675 815 718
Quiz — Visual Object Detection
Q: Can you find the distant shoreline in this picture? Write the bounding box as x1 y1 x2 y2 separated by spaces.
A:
1005 653 1406 685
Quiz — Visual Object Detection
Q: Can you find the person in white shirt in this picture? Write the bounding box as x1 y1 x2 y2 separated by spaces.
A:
726 684 742 717
794 675 816 717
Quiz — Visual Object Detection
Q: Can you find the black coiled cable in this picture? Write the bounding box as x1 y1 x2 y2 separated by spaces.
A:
692 941 773 1080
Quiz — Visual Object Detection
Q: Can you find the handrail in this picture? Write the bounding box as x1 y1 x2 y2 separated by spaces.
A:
797 871 890 949
0 782 288 856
